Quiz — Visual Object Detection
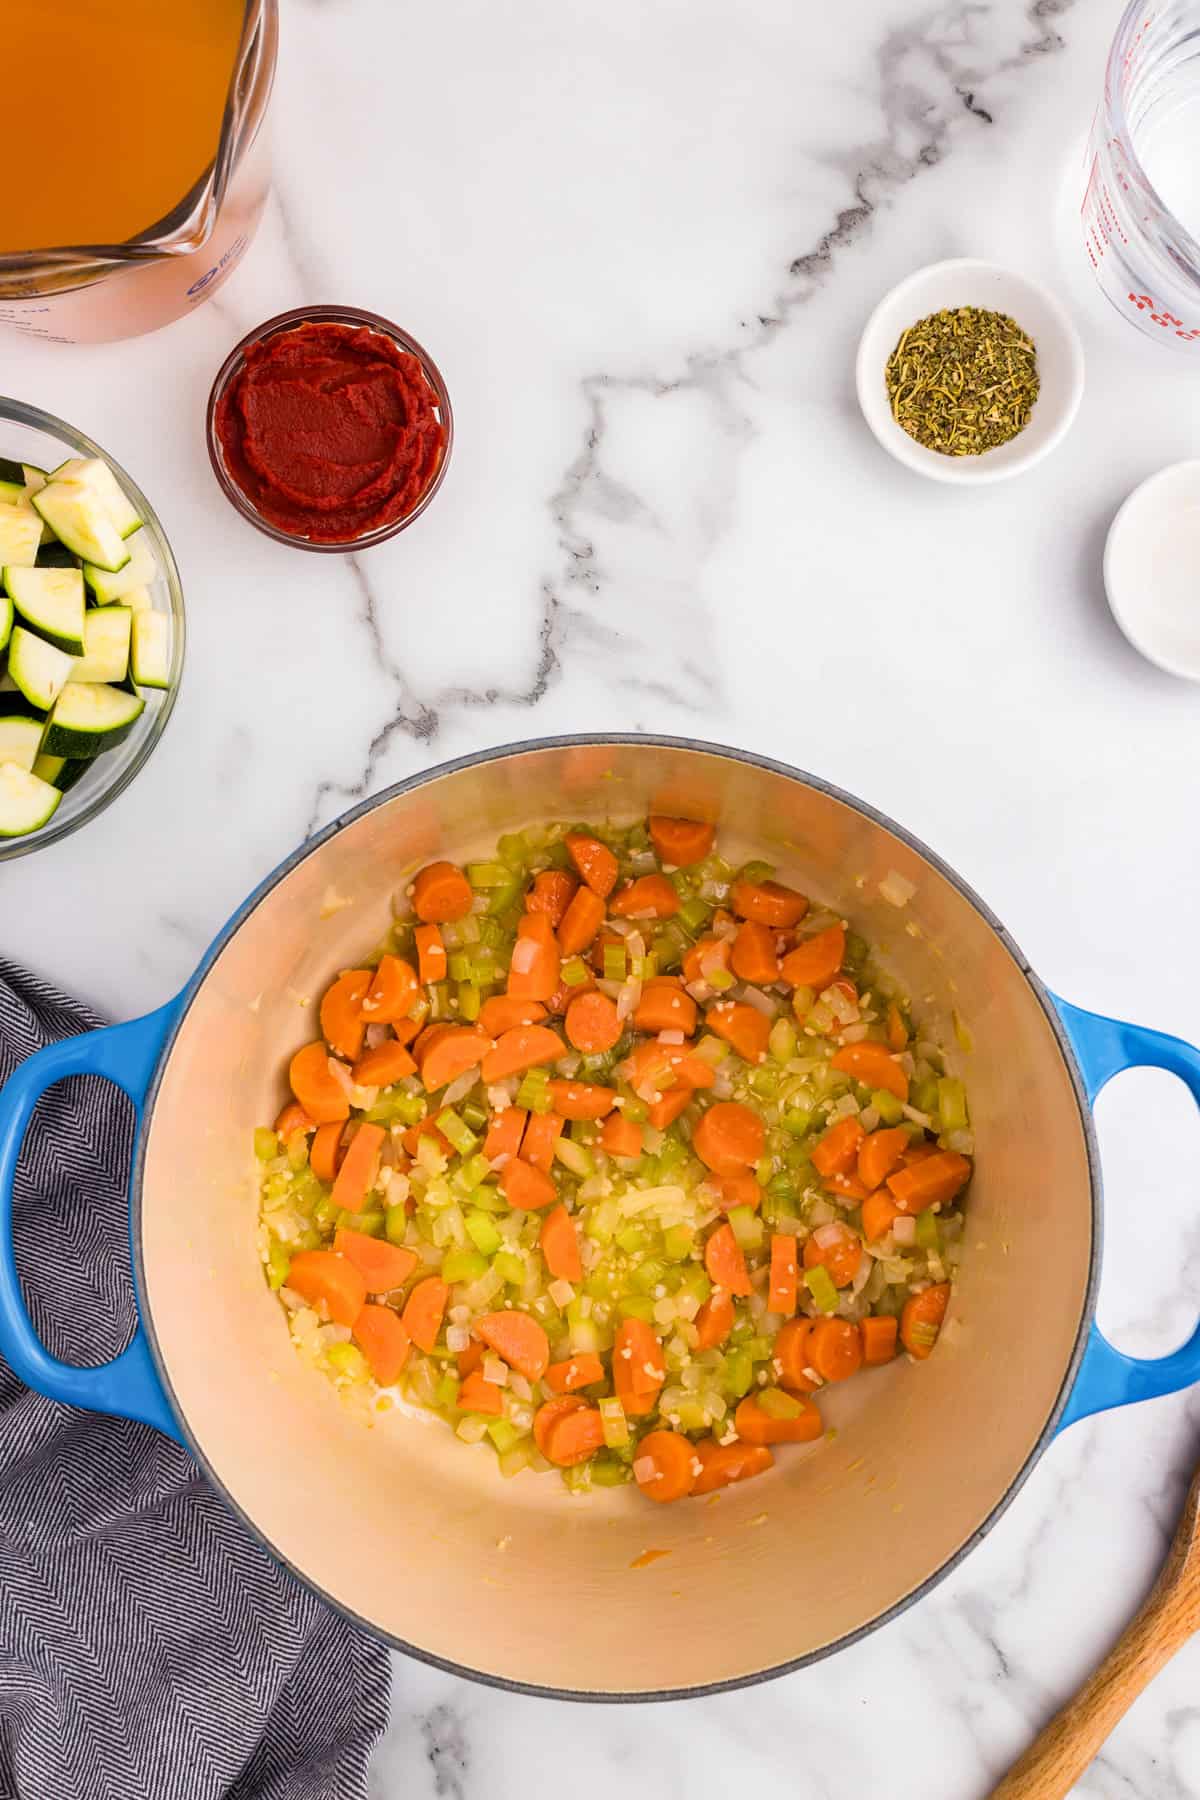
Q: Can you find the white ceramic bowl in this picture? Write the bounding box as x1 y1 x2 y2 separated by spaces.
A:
855 259 1085 485
1104 461 1200 681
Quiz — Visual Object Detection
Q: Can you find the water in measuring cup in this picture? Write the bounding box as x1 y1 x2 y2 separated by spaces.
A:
1135 92 1200 240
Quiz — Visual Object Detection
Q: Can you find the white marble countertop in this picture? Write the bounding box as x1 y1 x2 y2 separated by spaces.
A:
5 0 1200 1793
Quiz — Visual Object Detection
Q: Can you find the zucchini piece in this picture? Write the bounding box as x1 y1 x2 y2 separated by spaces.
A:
36 541 79 571
0 469 23 507
48 456 143 539
0 761 61 837
41 681 144 758
0 715 44 772
0 589 10 656
0 681 44 719
4 565 86 655
32 752 87 792
130 609 170 689
69 605 131 683
32 482 129 574
119 583 152 612
83 533 155 603
0 502 44 569
7 626 73 711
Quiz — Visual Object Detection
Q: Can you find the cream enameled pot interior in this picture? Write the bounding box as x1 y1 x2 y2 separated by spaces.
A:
138 741 1094 1695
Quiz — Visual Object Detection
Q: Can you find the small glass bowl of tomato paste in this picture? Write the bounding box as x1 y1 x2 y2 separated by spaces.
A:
205 305 453 552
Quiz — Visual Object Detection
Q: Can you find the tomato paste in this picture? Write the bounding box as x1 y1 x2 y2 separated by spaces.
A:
215 321 446 542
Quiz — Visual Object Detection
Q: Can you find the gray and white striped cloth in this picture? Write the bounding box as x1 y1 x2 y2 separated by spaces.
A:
0 961 389 1800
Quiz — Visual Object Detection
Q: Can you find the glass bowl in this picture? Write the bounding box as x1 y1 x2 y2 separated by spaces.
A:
0 398 185 861
204 304 453 552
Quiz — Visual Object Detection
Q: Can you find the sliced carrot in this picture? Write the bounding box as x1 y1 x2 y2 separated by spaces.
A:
781 924 846 993
533 1395 585 1456
289 1042 350 1125
718 1170 762 1213
810 1115 865 1178
353 1305 411 1385
862 1315 899 1365
735 1392 822 1446
634 1429 697 1503
831 1041 909 1102
412 860 473 923
392 1017 422 1046
773 1318 819 1394
861 1189 901 1243
539 1203 581 1281
556 885 607 956
693 1288 735 1350
886 1002 909 1051
613 1317 665 1415
414 923 447 985
507 911 561 1002
478 995 548 1036
703 1221 752 1297
286 1250 366 1328
823 1171 870 1203
857 1125 910 1192
589 928 626 975
803 1221 863 1288
476 1309 550 1380
457 1369 504 1414
564 991 622 1053
309 1120 344 1184
633 980 697 1036
623 1039 687 1094
419 1024 490 1092
525 869 578 927
565 833 618 898
480 1023 564 1082
547 1080 616 1120
887 1150 971 1214
691 1438 773 1495
901 1282 950 1358
600 1113 643 1158
648 815 715 867
808 1317 863 1383
682 935 731 986
547 970 594 1014
401 1277 448 1352
693 1102 765 1176
457 1339 484 1378
501 1155 558 1210
903 1140 939 1167
319 969 373 1061
273 1100 313 1141
705 1000 770 1064
769 1234 798 1316
544 1405 605 1467
730 878 808 929
329 1122 386 1215
521 1110 565 1174
647 1087 691 1131
335 1227 418 1293
364 954 419 1024
352 1039 418 1088
731 921 782 986
544 1353 604 1394
610 875 680 920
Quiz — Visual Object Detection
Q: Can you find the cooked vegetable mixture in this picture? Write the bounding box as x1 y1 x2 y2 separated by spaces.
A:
257 817 972 1503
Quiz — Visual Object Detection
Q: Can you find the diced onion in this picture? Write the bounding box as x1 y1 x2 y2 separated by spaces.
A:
633 1457 656 1483
902 1104 934 1129
657 1029 685 1045
483 1354 510 1386
510 937 539 975
364 1023 390 1049
616 979 643 1023
446 1325 470 1353
443 1069 479 1108
548 1279 576 1308
509 1373 534 1402
880 871 917 907
740 986 777 1017
892 1216 917 1246
813 1223 846 1250
326 1056 355 1098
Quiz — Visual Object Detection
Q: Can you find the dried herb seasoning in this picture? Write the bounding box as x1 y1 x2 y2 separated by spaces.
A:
884 306 1039 456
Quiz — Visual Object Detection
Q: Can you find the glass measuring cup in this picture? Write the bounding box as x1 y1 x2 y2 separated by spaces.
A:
0 0 277 346
1081 0 1200 348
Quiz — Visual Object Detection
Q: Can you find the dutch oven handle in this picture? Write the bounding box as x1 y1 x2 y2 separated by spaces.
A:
1054 996 1200 1431
0 1002 182 1441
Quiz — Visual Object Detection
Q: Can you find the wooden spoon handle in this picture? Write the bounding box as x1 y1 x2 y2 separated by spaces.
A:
988 1595 1191 1800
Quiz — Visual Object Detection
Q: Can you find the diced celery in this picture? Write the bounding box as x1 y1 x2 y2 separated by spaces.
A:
769 1018 797 1063
396 1093 427 1127
629 1257 666 1296
560 956 590 988
846 933 868 966
437 1108 479 1157
618 1295 657 1323
758 1386 803 1420
462 1100 487 1131
493 1250 526 1287
763 1188 797 1222
727 1206 764 1253
678 896 711 935
569 1316 602 1355
937 1077 969 1134
709 967 736 992
585 1198 619 1243
750 1067 780 1099
327 1343 369 1381
554 1138 594 1178
385 1203 409 1245
467 861 510 888
286 1134 309 1172
254 1127 278 1161
656 1134 686 1176
497 833 526 868
348 1208 385 1236
662 1223 695 1261
915 1211 940 1250
671 1396 713 1432
804 1264 839 1313
872 1088 905 1126
314 1197 339 1232
621 1098 649 1124
722 1348 755 1399
266 1242 291 1289
487 879 523 916
448 951 472 982
465 1209 502 1255
695 1034 730 1066
458 982 481 1022
677 1266 712 1307
428 982 451 1019
912 1076 939 1115
516 1067 553 1113
631 954 657 980
602 942 627 981
467 1182 505 1213
435 1373 461 1408
442 1247 489 1284
590 1457 631 1487
599 1395 629 1448
487 1418 522 1453
615 1225 649 1256
740 859 774 883
459 1151 492 1188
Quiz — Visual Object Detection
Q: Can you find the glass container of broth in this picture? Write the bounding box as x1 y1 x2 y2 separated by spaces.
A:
0 0 277 345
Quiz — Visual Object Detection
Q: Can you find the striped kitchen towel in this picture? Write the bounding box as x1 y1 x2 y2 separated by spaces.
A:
0 961 390 1800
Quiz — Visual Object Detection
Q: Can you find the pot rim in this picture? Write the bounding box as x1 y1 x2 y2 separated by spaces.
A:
132 732 1101 1702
